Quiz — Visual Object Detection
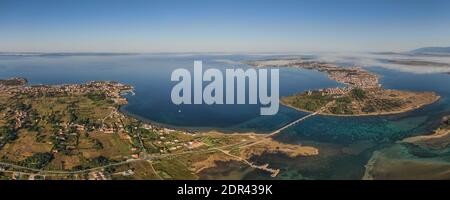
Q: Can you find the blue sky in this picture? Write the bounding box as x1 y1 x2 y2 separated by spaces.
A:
1 0 450 52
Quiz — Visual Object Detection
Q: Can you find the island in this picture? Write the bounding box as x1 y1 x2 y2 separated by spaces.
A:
0 77 317 180
247 59 440 116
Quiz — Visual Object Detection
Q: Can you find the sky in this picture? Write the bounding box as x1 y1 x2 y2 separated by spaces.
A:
1 0 450 53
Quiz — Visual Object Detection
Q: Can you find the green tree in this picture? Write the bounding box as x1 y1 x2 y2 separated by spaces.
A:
20 153 54 169
351 88 366 100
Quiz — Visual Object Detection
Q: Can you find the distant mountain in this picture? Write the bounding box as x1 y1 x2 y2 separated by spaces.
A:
0 52 138 57
410 47 450 55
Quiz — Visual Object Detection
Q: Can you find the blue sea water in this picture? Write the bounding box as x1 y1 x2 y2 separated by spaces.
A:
0 54 341 132
1 53 449 179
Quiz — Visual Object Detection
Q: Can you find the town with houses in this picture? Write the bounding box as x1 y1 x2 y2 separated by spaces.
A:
246 59 439 116
291 61 381 97
0 77 304 180
247 59 381 97
0 77 214 180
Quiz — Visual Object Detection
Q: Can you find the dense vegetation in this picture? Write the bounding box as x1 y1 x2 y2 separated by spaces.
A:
329 96 353 114
19 153 54 169
72 156 113 171
0 127 17 148
281 87 421 115
86 92 106 102
351 88 366 100
284 91 333 111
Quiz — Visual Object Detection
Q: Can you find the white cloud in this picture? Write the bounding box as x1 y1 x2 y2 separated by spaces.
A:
312 52 450 74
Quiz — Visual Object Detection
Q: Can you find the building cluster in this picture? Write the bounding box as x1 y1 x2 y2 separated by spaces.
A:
0 77 27 87
293 61 380 91
0 78 207 180
317 87 352 97
89 171 110 180
328 68 380 89
0 80 133 100
11 110 27 129
0 85 7 92
146 125 203 154
292 61 382 99
293 61 336 71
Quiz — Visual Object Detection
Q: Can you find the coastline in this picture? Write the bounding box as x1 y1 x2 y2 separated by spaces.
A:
401 127 450 148
115 90 321 177
281 94 441 117
363 125 450 180
0 77 321 179
118 104 274 134
248 58 442 117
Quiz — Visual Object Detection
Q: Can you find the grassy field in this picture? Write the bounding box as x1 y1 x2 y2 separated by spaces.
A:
0 88 135 171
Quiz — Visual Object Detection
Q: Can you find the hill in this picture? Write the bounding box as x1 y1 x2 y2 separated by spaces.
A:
410 47 450 55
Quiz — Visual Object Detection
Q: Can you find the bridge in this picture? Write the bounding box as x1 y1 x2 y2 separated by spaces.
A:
267 111 319 138
267 100 335 138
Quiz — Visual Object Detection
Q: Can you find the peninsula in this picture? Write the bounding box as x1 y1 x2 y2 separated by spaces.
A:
247 59 440 116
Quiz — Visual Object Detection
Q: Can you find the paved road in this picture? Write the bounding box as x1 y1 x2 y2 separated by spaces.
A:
0 159 137 175
0 146 227 176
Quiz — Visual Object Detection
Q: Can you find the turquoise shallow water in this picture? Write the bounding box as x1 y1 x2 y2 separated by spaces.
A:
1 54 449 179
276 67 450 146
233 67 450 180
